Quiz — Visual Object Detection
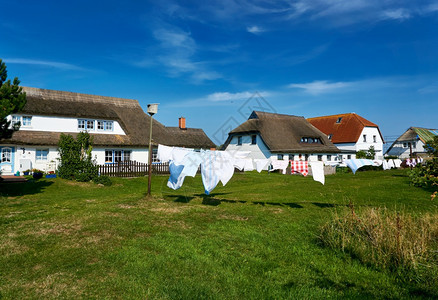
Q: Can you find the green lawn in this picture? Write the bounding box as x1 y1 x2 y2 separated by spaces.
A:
1 170 437 299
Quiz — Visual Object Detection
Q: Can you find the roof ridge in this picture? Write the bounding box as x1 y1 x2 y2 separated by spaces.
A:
23 86 140 108
307 113 355 120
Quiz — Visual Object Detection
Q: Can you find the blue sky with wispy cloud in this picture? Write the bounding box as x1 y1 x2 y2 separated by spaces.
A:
1 0 437 145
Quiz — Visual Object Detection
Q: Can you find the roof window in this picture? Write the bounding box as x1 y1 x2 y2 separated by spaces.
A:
336 117 342 124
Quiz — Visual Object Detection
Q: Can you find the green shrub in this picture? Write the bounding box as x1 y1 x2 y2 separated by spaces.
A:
58 132 98 181
93 175 112 186
408 158 438 190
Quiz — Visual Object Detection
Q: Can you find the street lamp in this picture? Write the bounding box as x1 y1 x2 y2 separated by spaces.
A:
147 103 159 197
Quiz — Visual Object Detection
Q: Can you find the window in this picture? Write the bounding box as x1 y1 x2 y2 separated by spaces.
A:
237 136 242 146
301 137 321 144
289 154 294 161
328 134 332 140
78 119 94 131
403 143 407 148
124 150 132 162
327 155 332 161
114 150 122 162
318 155 323 161
1 148 12 162
277 154 284 160
373 135 377 143
36 149 48 161
251 135 257 145
97 120 114 131
105 150 131 164
347 154 351 159
336 117 342 123
363 134 367 142
12 116 21 126
105 150 113 163
22 116 32 126
305 154 309 161
152 149 159 163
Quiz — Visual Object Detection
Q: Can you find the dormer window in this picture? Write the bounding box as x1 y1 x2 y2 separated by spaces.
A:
22 116 32 126
97 120 114 131
328 134 333 140
78 119 95 131
300 137 321 144
336 117 342 123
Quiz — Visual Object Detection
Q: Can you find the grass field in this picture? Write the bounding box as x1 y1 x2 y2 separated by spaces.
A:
1 169 437 299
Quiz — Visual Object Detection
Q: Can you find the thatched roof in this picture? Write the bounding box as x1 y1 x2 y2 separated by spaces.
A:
223 111 339 153
1 87 214 149
307 113 383 144
166 127 216 149
385 127 438 154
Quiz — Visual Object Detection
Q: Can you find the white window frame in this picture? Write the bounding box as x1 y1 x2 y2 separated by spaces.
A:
78 119 95 131
105 150 132 164
1 148 12 163
97 120 114 132
22 116 32 127
36 149 49 161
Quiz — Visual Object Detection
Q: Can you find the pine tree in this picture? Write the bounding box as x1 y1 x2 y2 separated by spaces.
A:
0 58 27 139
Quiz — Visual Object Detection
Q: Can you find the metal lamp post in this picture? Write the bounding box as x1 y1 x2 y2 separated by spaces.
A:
147 103 159 197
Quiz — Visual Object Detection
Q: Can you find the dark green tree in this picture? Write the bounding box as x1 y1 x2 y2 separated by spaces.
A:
0 59 27 138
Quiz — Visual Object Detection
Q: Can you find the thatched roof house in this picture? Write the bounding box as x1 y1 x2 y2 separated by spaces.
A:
385 127 437 158
1 87 215 149
223 111 339 154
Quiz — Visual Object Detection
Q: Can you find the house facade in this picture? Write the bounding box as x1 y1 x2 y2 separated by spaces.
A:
0 87 215 175
307 113 384 160
385 127 438 158
222 111 340 168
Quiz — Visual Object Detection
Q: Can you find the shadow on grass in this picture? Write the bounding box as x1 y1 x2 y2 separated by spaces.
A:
0 180 53 197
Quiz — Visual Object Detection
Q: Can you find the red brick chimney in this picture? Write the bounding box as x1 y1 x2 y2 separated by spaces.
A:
178 117 186 130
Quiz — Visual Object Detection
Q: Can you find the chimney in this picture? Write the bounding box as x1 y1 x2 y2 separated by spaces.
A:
178 117 186 130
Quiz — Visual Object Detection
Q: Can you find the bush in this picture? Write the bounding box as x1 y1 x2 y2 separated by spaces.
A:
408 158 438 190
57 132 98 181
93 175 112 186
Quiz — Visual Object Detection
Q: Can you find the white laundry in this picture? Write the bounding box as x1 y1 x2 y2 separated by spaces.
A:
243 159 255 171
388 159 395 169
254 159 270 173
171 147 192 165
382 160 390 170
157 144 174 162
271 160 289 174
167 151 203 190
345 159 374 174
394 159 402 168
373 160 383 166
309 161 325 185
201 150 235 195
233 158 246 171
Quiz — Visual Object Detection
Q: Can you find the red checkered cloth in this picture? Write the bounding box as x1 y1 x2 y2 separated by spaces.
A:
290 160 308 176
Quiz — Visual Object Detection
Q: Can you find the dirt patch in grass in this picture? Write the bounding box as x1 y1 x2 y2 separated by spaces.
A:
118 204 136 209
218 214 249 221
0 238 30 257
22 272 84 298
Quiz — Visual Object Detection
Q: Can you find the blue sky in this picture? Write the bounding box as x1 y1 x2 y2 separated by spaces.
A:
2 0 438 145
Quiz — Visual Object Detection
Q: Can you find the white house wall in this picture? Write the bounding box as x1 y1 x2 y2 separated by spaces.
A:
387 140 425 158
225 134 271 159
10 114 125 135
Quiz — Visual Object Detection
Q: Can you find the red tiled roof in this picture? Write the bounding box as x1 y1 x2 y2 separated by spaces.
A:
307 113 380 144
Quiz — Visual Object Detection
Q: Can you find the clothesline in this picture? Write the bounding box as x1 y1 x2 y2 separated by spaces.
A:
158 145 328 194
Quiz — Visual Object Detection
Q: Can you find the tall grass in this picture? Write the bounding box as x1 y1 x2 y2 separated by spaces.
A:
320 205 438 294
320 205 438 270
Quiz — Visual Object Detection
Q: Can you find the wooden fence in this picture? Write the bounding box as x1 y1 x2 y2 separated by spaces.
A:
98 161 169 177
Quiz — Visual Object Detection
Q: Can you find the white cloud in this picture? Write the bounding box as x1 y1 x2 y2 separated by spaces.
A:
207 91 255 102
4 58 84 71
150 25 221 83
381 9 411 21
287 80 349 95
246 25 265 34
